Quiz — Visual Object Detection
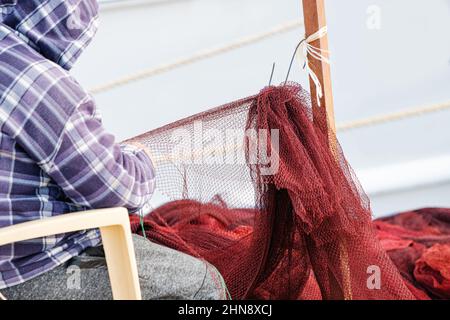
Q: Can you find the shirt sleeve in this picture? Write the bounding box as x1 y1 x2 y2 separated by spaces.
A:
5 61 157 212
38 99 156 211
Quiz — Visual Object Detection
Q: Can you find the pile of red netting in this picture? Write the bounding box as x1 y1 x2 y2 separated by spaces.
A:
126 83 418 300
374 208 450 300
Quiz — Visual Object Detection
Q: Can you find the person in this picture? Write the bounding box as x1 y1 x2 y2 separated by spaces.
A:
0 0 226 300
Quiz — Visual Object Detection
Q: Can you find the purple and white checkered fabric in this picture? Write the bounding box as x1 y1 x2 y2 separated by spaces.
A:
0 0 156 289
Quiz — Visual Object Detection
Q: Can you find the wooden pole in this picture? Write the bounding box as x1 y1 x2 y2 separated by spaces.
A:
302 0 335 134
302 0 353 300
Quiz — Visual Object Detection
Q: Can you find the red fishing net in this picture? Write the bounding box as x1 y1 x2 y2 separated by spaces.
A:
374 208 450 299
127 83 416 300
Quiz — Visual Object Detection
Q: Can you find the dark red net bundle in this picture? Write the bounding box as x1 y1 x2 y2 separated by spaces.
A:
374 208 450 299
127 83 415 300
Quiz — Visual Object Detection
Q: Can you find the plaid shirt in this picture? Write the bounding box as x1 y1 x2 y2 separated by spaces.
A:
0 0 155 289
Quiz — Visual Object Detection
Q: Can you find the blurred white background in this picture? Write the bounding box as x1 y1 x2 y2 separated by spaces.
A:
72 0 450 217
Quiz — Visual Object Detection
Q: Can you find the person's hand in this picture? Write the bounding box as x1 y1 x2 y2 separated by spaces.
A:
126 141 154 161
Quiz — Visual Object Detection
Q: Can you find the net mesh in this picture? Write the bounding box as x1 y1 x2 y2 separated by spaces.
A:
127 83 415 300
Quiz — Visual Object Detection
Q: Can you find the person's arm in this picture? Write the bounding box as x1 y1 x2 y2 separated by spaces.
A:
12 89 155 212
50 101 156 211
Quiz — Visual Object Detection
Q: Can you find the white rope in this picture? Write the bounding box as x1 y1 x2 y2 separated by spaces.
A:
89 20 303 95
0 291 6 300
336 100 450 132
295 26 330 107
87 20 449 130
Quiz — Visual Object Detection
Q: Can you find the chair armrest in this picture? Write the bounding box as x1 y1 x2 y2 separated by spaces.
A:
0 208 141 300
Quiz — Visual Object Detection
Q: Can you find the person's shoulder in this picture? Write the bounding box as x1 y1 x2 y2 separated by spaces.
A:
0 31 90 117
0 26 55 80
0 29 92 136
